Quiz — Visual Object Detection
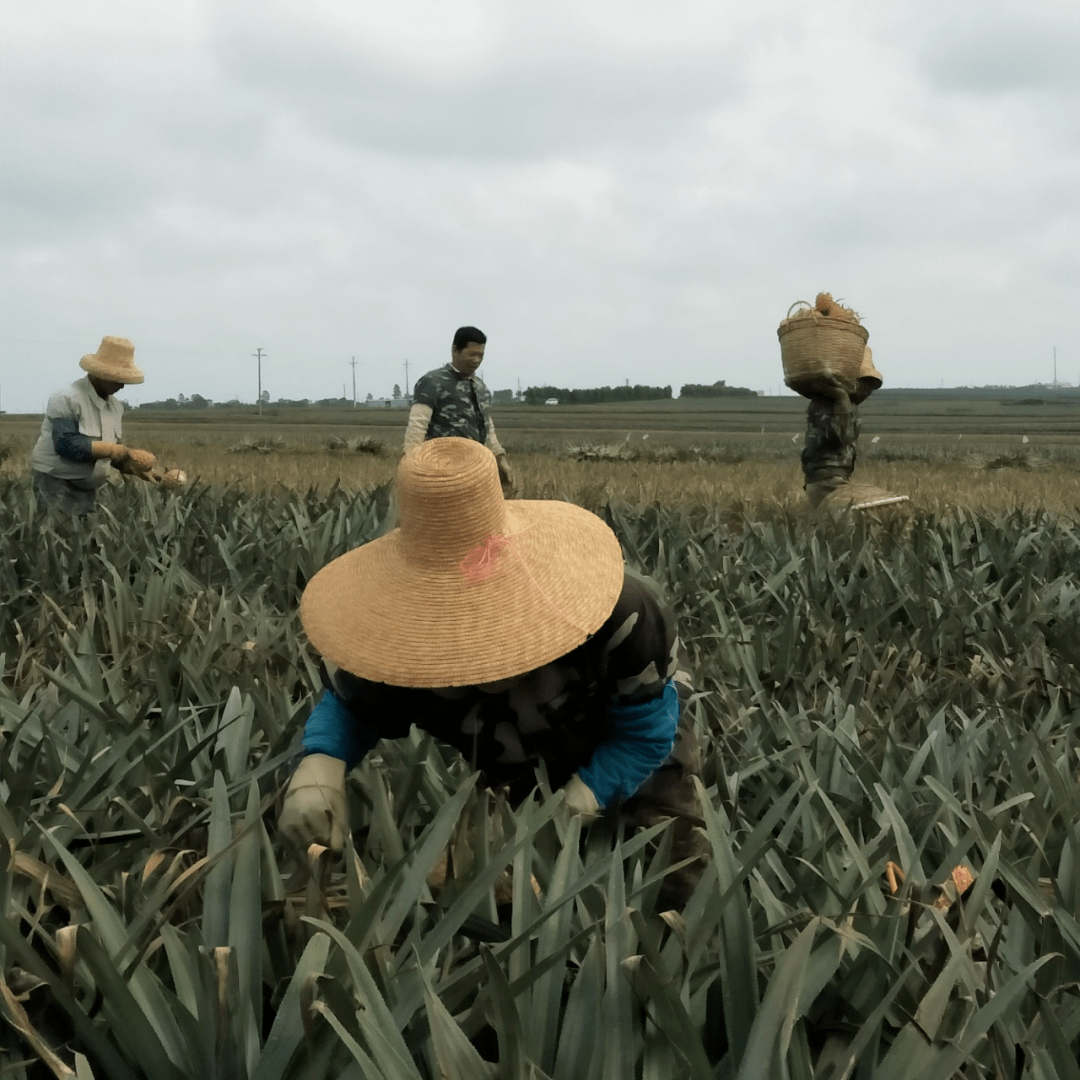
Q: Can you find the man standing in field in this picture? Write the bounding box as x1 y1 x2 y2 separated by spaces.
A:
279 437 707 911
402 326 514 489
801 347 882 508
30 336 157 515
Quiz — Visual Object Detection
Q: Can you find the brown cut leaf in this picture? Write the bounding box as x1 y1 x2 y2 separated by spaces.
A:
12 853 82 910
142 850 168 884
0 977 76 1078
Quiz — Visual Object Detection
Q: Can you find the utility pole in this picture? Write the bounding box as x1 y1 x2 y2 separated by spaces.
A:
253 347 265 417
350 356 358 407
403 358 410 397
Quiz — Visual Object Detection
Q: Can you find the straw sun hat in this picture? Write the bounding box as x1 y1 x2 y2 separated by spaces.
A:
859 346 882 390
301 437 625 688
79 336 144 384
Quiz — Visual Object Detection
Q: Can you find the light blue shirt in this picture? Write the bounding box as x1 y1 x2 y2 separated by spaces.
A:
30 376 122 486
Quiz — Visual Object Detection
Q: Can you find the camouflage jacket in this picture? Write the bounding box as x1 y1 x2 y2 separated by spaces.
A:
324 570 683 800
412 363 493 443
801 398 860 483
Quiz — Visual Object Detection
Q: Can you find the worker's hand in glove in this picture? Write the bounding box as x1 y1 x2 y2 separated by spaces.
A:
496 454 515 491
93 441 131 466
561 773 600 817
279 753 348 852
115 448 158 477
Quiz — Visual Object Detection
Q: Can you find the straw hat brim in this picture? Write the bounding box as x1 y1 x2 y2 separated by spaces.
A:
80 354 145 384
858 346 882 389
301 499 625 688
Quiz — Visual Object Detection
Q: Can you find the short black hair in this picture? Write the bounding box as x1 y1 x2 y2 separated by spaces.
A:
452 326 486 351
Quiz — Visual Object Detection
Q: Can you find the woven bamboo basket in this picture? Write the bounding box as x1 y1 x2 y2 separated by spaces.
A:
778 302 869 399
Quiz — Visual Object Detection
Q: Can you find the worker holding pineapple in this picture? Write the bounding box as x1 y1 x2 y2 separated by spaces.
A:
30 336 159 514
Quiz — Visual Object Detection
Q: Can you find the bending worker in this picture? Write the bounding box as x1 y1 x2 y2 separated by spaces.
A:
30 335 156 515
280 437 707 911
402 326 514 489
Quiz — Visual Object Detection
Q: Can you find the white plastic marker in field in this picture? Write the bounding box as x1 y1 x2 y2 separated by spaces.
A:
871 436 880 443
1022 435 1030 444
851 495 910 511
791 434 798 443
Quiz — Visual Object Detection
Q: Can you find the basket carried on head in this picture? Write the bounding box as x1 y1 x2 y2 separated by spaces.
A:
778 295 869 399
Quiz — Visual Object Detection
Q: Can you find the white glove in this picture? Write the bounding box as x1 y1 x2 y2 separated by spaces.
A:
92 441 130 465
279 754 348 852
496 454 515 490
125 447 158 474
561 773 600 817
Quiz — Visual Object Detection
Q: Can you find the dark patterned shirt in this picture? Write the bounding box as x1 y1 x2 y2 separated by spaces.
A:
412 363 494 443
320 570 680 800
801 398 860 483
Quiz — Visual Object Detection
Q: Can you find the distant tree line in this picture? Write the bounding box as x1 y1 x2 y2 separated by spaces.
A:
138 395 367 410
137 394 214 409
522 385 672 405
678 380 757 398
137 380 760 411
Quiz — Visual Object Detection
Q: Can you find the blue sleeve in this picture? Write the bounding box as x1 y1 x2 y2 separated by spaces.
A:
577 680 679 808
301 689 381 769
51 419 94 463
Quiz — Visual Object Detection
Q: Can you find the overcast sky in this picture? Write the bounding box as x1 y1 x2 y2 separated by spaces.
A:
2 0 1078 412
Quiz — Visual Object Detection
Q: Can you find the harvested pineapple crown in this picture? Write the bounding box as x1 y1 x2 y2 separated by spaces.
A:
160 469 187 489
787 293 861 324
816 292 857 320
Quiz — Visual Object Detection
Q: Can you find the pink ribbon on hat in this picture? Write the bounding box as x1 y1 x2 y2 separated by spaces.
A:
457 528 592 634
459 534 512 583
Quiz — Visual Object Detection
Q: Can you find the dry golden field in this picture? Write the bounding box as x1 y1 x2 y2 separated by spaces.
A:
5 394 1080 516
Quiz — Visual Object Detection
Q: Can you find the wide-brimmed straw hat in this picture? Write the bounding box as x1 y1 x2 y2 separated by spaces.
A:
858 346 882 390
79 336 144 384
301 438 625 688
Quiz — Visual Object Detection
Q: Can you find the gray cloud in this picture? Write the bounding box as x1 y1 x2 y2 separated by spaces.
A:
1 0 1078 412
209 11 743 161
919 7 1080 95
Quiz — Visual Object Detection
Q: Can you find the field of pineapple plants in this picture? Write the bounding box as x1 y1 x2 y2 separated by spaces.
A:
3 457 1080 1078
